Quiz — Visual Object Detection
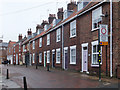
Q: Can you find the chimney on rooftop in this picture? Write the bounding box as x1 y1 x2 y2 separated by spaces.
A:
18 34 22 41
48 14 56 24
57 7 64 20
27 28 32 36
41 20 48 28
67 0 77 11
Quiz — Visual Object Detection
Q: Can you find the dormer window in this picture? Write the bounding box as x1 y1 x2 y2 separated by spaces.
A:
44 25 47 31
52 19 56 27
63 10 73 20
77 1 89 11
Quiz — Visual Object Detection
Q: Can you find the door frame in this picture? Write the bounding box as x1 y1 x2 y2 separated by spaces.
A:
64 47 68 70
81 43 89 73
52 49 55 68
44 51 46 67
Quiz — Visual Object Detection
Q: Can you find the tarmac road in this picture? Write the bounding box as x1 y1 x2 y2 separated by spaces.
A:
2 65 119 88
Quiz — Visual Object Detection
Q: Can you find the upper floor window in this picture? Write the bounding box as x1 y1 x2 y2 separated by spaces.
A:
39 38 42 47
70 20 76 38
56 28 61 42
23 45 25 52
92 7 102 30
70 45 76 64
47 34 50 45
14 48 15 53
33 41 35 49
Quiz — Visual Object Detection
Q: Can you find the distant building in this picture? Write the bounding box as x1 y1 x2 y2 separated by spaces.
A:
0 40 8 64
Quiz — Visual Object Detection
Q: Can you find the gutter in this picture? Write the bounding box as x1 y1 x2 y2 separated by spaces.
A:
110 0 113 77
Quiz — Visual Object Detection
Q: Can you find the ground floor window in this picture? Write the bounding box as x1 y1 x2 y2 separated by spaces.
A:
56 48 60 63
91 41 102 66
47 51 50 63
39 53 42 63
70 45 76 64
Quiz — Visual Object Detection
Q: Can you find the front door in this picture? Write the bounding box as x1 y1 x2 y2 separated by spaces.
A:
52 53 55 68
65 50 68 69
44 52 46 67
83 47 88 72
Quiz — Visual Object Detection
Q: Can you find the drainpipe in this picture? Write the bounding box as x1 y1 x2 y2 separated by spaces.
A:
110 0 113 77
62 24 64 69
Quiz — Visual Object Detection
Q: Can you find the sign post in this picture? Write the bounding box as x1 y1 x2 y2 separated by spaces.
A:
98 24 108 81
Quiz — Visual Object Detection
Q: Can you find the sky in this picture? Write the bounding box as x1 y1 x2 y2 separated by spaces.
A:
0 0 78 42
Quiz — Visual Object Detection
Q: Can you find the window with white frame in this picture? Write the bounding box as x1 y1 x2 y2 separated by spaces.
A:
91 41 102 66
23 45 25 52
33 41 35 49
56 28 61 42
9 48 11 53
19 43 21 52
70 20 76 38
56 48 60 63
47 34 50 45
39 53 42 63
39 38 42 47
33 53 35 63
47 51 50 63
92 7 102 30
14 48 15 53
70 45 76 64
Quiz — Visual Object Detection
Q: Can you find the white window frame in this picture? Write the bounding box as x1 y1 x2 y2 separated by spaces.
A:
47 34 50 45
92 6 102 31
91 41 102 67
70 45 76 64
56 48 61 64
33 41 35 49
39 38 42 47
47 50 50 63
23 45 25 52
70 20 76 38
39 53 42 63
56 28 61 42
33 53 35 63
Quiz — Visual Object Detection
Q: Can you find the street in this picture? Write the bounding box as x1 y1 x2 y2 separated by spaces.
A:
2 65 119 88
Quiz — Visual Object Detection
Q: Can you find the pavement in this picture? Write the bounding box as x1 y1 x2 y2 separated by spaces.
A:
0 65 21 90
1 64 120 89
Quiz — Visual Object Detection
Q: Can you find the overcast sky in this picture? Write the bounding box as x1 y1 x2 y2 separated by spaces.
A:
0 0 78 42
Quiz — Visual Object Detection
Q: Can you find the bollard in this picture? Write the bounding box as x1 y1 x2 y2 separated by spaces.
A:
47 64 49 71
6 69 9 79
23 77 27 90
36 64 38 69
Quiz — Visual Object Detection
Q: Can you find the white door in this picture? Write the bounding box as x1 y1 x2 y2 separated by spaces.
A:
83 49 88 71
11 56 13 64
44 51 46 67
81 43 88 72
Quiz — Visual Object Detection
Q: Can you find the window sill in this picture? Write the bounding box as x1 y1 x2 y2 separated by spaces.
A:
91 27 99 31
91 64 99 67
56 62 60 64
70 62 76 65
70 35 76 38
56 40 60 43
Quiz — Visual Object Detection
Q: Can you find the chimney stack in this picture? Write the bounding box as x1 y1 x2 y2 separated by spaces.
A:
41 20 48 28
57 7 64 20
27 28 32 36
67 0 77 11
18 34 22 41
48 14 56 24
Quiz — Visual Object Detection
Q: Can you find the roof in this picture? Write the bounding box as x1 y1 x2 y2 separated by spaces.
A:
23 1 104 44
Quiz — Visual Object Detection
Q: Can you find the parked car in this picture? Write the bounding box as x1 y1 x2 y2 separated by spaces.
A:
2 60 8 64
